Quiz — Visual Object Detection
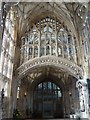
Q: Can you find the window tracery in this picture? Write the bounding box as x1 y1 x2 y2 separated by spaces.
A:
33 81 62 113
21 17 76 64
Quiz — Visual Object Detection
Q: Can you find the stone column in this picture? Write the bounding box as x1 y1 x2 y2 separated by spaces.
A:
9 77 18 118
76 76 89 118
0 2 3 57
0 2 4 119
55 32 58 57
0 79 5 120
0 90 2 120
38 21 41 57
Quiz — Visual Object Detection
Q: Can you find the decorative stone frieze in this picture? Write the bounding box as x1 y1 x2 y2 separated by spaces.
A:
16 56 83 80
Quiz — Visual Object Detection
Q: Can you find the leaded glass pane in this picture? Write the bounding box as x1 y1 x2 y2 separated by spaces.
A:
33 81 62 118
43 82 47 90
21 17 75 64
48 82 52 89
46 46 50 55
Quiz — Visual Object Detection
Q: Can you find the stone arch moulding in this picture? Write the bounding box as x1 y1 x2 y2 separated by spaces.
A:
29 74 65 94
16 56 83 80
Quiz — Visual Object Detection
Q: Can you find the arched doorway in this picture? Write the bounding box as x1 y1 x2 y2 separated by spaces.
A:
33 79 63 118
16 66 80 119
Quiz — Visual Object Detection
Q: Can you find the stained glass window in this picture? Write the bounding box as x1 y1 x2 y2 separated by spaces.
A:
21 17 75 64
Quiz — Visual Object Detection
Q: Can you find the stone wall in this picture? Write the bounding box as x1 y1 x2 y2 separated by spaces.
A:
2 97 9 118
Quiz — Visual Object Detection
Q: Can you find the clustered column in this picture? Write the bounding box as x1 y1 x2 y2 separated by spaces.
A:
0 2 4 119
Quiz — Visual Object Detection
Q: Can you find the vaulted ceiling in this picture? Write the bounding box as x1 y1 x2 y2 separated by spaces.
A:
15 2 81 37
2 2 89 40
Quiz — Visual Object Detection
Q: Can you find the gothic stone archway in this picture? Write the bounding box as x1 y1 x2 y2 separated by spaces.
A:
15 65 80 118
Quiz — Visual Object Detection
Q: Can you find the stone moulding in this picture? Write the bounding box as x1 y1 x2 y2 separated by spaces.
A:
16 56 83 80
